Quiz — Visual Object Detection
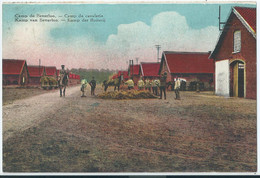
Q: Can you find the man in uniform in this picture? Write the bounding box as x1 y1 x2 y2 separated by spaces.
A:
89 77 96 96
154 78 160 96
174 77 181 100
58 65 68 97
159 72 167 99
145 79 151 92
81 79 88 97
125 78 134 90
138 77 145 90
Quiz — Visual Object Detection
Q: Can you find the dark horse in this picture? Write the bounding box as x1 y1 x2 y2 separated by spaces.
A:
58 72 69 97
103 76 122 92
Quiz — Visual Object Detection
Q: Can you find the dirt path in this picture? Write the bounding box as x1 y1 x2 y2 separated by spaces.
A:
2 85 82 141
2 85 257 172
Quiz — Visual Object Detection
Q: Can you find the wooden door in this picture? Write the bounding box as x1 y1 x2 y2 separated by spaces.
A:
233 62 239 97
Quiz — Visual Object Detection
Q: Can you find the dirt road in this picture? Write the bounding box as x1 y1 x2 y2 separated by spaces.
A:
3 86 81 141
2 85 257 172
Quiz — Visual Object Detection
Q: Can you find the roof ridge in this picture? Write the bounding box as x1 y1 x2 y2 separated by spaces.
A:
234 6 256 9
163 51 210 55
45 66 57 68
140 62 160 64
28 65 44 67
3 59 26 61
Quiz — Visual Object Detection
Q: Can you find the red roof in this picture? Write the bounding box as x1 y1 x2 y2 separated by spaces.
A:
140 62 160 77
112 74 118 79
45 66 57 76
163 51 214 74
118 71 129 79
234 7 256 32
129 64 140 75
28 66 44 77
3 59 26 75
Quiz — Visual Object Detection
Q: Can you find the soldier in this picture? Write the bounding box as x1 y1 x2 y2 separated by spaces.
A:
58 65 68 97
175 77 181 100
89 77 96 96
145 79 151 92
138 77 145 90
59 65 66 78
125 78 134 90
81 79 88 97
154 78 160 96
159 72 167 99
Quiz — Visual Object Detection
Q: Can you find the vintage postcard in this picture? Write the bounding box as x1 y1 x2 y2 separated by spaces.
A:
1 0 257 174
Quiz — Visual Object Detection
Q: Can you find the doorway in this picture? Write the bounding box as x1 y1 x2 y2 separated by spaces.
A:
230 60 245 97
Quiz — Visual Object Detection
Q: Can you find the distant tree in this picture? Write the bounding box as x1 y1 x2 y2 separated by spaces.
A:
69 68 115 84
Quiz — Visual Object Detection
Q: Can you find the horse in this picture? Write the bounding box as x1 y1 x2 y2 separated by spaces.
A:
58 72 69 97
103 76 122 92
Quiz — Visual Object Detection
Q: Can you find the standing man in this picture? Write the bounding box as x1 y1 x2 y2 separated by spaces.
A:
138 77 145 90
89 77 96 96
175 77 181 100
81 79 88 97
159 72 167 99
145 79 151 92
125 78 134 90
58 65 68 97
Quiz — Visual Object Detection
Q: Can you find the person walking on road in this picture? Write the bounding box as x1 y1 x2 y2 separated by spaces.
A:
89 77 96 96
81 79 88 97
174 77 181 100
159 72 167 99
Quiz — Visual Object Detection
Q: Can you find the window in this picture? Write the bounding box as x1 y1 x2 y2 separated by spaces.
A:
234 30 241 53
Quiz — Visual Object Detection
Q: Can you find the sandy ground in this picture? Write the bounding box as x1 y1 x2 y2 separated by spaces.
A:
3 86 80 141
2 85 257 172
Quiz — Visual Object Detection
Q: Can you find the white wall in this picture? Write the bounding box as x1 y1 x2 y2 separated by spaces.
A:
215 60 230 97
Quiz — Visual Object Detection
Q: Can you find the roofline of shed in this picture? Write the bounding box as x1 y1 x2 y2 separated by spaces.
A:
233 7 256 38
163 51 211 55
209 6 256 59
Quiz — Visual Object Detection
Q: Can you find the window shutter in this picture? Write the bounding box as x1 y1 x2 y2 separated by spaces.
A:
234 30 241 52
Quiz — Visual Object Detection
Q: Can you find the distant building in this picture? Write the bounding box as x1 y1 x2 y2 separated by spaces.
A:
140 62 160 80
128 64 140 85
27 65 44 86
44 66 57 78
209 7 256 99
159 51 214 91
3 59 29 86
68 73 81 85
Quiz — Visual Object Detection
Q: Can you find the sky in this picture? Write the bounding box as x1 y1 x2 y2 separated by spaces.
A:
2 2 256 70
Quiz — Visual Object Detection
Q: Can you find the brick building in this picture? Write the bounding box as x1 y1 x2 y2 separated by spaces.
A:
209 7 256 99
128 64 140 85
140 62 160 79
44 66 57 78
27 65 44 86
159 51 214 90
3 59 29 86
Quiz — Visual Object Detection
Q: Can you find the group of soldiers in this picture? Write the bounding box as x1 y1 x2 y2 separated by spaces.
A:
124 72 181 100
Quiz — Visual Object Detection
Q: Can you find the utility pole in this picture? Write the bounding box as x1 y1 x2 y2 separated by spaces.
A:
155 45 161 62
129 60 134 78
136 58 139 65
218 6 226 31
39 59 41 76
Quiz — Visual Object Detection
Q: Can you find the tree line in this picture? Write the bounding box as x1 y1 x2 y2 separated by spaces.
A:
70 68 117 84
